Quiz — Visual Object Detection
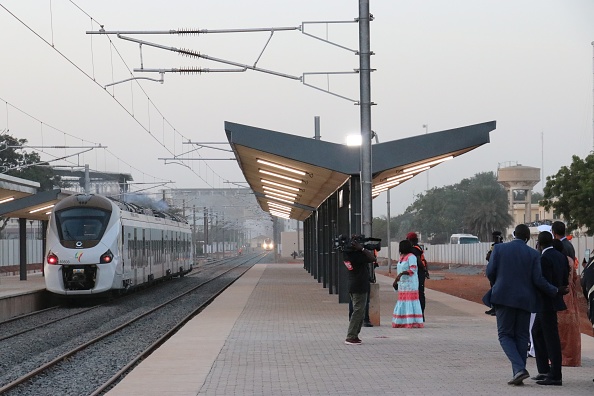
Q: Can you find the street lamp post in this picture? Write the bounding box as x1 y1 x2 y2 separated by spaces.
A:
358 0 373 238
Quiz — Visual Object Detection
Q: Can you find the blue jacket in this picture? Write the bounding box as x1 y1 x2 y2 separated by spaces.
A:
485 239 558 313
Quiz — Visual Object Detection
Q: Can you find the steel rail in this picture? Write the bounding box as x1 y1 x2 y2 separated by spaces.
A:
0 253 266 394
90 253 267 395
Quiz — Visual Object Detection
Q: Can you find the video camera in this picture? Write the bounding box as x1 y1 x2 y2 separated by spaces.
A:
333 234 381 252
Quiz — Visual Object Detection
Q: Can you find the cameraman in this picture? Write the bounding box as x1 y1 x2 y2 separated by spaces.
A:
343 236 376 345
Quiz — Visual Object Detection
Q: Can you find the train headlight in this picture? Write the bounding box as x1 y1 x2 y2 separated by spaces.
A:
47 253 59 265
100 250 113 264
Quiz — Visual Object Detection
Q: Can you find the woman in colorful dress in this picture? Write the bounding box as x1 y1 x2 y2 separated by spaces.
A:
392 239 424 328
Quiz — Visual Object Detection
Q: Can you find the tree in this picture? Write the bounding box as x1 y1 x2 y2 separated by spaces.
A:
531 191 543 204
541 153 594 235
462 172 513 241
372 212 415 247
405 172 512 242
0 132 68 234
1 133 65 190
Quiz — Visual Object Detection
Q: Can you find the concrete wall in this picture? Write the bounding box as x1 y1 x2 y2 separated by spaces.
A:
0 290 53 321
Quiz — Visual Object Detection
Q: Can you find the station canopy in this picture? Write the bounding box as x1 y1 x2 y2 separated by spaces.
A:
225 120 496 221
0 174 72 221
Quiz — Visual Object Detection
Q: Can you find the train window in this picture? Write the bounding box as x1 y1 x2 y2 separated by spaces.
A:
55 207 111 241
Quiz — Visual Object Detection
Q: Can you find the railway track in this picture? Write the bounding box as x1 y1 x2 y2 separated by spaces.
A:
0 253 269 395
0 256 237 343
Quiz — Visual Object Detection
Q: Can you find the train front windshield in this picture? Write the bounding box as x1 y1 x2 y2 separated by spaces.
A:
55 207 111 241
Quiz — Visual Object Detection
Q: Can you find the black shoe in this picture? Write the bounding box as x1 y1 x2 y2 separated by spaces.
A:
363 322 373 327
508 369 530 386
485 308 495 315
536 378 562 386
531 374 548 381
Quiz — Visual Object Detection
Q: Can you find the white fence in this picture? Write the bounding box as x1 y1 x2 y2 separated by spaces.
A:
0 240 44 267
382 235 594 276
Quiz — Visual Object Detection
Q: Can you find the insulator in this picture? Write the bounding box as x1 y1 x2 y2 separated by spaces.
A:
178 48 201 58
178 67 204 75
177 28 201 36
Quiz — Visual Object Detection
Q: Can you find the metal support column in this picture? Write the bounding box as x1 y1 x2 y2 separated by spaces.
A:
358 0 373 238
19 218 27 280
338 183 351 303
322 199 329 288
328 190 338 294
41 220 48 276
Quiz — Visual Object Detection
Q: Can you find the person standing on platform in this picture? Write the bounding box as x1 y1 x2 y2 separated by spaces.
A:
392 239 424 328
581 255 594 382
531 232 569 386
406 232 428 320
484 224 566 386
551 221 582 367
485 231 503 316
343 236 376 345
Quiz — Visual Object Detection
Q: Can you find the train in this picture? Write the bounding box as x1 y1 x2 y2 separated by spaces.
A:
262 238 274 251
44 193 193 296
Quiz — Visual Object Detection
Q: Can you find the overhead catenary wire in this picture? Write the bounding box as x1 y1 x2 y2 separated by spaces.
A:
0 2 228 189
0 95 170 189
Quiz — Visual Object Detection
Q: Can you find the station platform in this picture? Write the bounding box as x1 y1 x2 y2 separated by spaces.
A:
106 263 594 396
0 272 50 321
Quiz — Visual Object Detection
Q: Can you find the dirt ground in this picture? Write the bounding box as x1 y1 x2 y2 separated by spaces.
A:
377 265 593 336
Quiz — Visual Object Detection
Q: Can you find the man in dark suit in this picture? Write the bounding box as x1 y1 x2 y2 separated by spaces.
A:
531 231 569 386
552 221 575 261
485 224 566 386
582 256 594 382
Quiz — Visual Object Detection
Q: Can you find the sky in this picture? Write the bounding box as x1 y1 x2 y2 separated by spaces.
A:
1 0 593 218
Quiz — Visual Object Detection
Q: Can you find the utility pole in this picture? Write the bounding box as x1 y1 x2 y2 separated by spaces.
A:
358 0 373 238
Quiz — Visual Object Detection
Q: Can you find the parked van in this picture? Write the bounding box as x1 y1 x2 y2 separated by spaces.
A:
450 234 480 244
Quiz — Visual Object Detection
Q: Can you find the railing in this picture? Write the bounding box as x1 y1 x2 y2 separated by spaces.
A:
381 235 594 276
0 240 44 267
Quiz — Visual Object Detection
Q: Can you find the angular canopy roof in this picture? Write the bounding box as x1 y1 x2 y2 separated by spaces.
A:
0 188 73 221
225 120 496 221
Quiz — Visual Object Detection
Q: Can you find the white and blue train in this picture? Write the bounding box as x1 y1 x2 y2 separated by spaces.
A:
44 194 193 296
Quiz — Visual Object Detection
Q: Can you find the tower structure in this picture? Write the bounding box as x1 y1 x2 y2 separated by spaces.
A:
497 163 540 224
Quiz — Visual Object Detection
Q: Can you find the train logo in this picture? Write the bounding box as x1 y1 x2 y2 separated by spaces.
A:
75 252 83 262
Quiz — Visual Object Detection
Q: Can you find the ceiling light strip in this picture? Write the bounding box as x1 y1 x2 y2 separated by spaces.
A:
269 210 290 218
265 194 295 205
259 169 302 184
0 197 15 204
261 179 300 191
387 167 430 182
262 185 298 197
29 204 54 214
402 155 453 173
375 175 414 190
267 202 292 211
257 159 306 176
264 190 297 200
268 208 291 216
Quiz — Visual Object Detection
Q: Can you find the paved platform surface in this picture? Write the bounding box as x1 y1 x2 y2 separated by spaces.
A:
105 263 594 396
0 272 45 299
